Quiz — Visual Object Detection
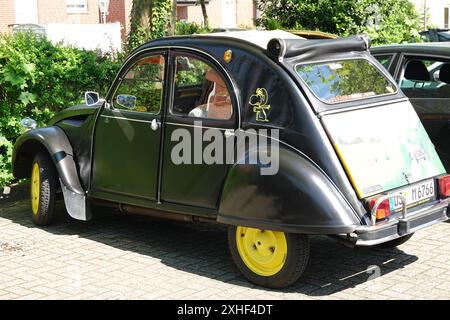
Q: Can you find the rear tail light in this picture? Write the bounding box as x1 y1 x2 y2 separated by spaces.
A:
438 175 450 198
368 198 391 220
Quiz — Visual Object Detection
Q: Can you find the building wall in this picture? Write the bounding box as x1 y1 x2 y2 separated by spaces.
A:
106 0 132 39
0 0 254 36
177 6 188 21
37 0 100 24
107 0 125 38
186 1 221 28
123 0 133 36
236 0 255 28
185 0 255 29
0 0 16 33
411 0 450 29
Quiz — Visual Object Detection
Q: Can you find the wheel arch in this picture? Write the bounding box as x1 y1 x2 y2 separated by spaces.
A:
217 146 361 235
12 126 85 195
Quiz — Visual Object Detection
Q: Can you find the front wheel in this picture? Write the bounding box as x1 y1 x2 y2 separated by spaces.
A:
228 226 310 288
30 152 57 226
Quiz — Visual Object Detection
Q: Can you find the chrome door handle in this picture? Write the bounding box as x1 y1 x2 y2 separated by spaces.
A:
224 129 235 138
151 119 161 131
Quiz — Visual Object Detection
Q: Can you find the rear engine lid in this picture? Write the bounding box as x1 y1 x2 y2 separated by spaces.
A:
321 100 446 199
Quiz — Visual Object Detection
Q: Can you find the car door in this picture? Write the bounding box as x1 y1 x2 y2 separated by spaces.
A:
161 51 237 209
396 55 450 170
91 52 167 203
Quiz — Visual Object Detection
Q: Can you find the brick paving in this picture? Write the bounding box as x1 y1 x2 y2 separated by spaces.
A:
1 200 450 300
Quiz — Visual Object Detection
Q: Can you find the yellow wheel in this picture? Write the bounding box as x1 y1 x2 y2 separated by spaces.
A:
30 152 57 226
235 227 287 276
228 225 310 288
31 162 40 215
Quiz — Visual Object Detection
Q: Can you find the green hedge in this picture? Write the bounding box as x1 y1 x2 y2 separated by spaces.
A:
0 32 122 186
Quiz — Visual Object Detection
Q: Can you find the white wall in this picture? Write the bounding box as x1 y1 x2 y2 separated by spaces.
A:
411 0 450 29
15 0 38 24
45 22 122 53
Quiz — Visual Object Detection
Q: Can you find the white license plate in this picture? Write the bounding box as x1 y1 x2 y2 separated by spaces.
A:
389 179 435 211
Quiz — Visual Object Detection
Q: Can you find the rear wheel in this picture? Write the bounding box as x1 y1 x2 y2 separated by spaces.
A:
30 152 57 226
228 226 310 288
377 233 414 248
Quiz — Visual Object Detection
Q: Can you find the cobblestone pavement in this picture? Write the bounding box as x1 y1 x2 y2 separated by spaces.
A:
1 200 450 300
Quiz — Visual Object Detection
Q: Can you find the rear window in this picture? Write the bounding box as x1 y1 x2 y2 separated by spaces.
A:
295 59 397 104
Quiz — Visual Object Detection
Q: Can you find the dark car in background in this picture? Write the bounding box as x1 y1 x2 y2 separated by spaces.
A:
371 43 450 171
420 29 450 42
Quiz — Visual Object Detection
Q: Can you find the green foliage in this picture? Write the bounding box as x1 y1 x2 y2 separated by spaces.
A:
175 56 210 86
175 21 212 36
127 0 212 52
256 0 421 45
115 61 164 113
0 136 13 186
127 0 172 52
0 32 122 187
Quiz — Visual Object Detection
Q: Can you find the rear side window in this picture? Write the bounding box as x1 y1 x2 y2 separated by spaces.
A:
295 59 397 104
172 55 233 120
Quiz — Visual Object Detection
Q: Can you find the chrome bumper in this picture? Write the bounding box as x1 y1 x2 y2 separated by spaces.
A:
354 199 450 246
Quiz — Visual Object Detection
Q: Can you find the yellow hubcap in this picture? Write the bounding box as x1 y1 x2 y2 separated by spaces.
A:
31 162 40 215
236 226 287 276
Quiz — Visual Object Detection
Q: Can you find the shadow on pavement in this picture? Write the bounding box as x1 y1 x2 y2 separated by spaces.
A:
0 200 418 296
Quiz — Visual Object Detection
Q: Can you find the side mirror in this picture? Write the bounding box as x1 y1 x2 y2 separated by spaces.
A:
116 94 137 110
85 91 100 106
19 117 37 130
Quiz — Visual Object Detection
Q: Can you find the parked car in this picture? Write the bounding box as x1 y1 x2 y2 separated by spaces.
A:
371 43 450 172
12 30 450 288
420 29 450 42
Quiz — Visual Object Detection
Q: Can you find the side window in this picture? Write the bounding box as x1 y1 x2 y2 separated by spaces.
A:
172 55 233 120
400 57 450 98
374 54 393 70
114 55 165 113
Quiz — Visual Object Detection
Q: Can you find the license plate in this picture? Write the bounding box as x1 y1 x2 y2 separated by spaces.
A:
389 179 435 211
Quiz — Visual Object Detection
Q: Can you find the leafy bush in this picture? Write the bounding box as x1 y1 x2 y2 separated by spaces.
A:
175 21 212 36
127 20 212 53
0 32 122 186
256 0 421 45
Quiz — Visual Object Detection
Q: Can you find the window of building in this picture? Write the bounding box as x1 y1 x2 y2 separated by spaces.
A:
67 0 88 14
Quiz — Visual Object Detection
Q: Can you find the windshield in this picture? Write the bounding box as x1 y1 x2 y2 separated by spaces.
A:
296 59 397 104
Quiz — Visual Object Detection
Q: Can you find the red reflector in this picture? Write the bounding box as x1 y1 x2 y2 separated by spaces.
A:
368 198 391 220
368 198 377 210
376 199 390 220
438 175 450 198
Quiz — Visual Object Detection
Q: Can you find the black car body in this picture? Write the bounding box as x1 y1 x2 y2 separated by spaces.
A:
12 31 450 288
371 43 450 171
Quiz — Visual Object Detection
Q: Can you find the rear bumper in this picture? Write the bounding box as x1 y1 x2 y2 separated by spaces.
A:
354 199 450 246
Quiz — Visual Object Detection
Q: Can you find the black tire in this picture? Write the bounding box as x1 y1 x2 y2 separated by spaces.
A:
30 152 57 226
228 226 310 289
376 233 414 248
